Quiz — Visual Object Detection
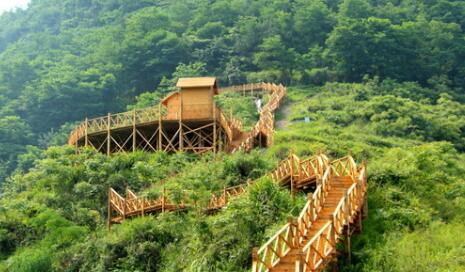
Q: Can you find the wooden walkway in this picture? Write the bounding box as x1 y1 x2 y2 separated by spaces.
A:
107 152 328 225
107 153 367 272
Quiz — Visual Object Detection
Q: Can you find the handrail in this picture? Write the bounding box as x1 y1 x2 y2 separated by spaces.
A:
253 219 298 272
69 106 164 146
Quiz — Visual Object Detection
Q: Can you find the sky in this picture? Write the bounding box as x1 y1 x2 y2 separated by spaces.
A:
0 0 30 14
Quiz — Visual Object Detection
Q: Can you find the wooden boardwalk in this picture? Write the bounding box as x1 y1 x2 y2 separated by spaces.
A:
107 153 367 272
107 153 328 225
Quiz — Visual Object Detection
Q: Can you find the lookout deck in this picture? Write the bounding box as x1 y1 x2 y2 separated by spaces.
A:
68 81 286 154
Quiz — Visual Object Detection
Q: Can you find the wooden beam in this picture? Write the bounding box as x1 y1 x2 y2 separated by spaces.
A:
107 113 111 155
158 103 162 151
107 187 111 229
84 118 88 147
179 98 183 151
133 109 136 152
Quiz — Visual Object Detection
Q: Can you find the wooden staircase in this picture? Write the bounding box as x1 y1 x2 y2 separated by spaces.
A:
106 153 367 271
252 156 367 272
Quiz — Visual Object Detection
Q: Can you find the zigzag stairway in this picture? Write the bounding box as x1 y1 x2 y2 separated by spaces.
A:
108 152 367 272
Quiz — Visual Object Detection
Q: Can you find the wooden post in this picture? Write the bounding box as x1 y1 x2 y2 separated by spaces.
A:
162 187 166 212
84 118 88 147
346 225 352 264
141 198 145 217
295 249 304 272
223 186 227 205
107 113 111 155
158 103 162 151
363 196 368 219
107 187 111 230
287 217 296 248
122 194 126 220
179 91 183 151
213 101 217 153
133 109 136 152
251 247 259 272
290 153 295 197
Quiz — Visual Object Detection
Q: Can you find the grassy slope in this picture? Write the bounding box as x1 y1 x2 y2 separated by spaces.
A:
1 83 465 271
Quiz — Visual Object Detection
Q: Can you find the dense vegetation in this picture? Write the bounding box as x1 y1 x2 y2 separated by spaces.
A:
1 0 465 271
2 0 465 179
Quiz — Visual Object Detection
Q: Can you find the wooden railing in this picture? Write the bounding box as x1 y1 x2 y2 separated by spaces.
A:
252 156 367 272
269 153 299 183
252 218 299 272
269 153 329 189
207 182 252 211
108 187 189 223
69 106 164 146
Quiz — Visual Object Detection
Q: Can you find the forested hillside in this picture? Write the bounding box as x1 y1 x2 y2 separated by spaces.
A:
1 0 465 271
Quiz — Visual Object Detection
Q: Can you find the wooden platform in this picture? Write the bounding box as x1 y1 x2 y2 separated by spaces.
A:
68 82 286 154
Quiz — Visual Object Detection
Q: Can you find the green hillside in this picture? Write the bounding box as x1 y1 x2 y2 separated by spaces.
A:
1 0 465 271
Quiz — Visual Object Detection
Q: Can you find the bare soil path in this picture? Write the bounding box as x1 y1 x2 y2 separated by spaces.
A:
276 101 291 130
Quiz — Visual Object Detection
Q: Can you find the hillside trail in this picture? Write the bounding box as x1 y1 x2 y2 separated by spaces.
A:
276 101 291 130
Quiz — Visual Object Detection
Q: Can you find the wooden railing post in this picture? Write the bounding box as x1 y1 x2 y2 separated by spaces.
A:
223 186 227 205
122 194 127 219
132 109 136 152
84 118 88 147
345 191 350 224
295 249 304 272
252 247 259 272
107 187 111 229
106 113 111 155
162 187 166 212
141 197 145 217
213 104 217 153
158 103 162 151
287 217 297 248
289 152 295 197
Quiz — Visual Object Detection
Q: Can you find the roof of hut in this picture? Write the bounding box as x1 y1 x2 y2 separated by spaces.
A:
176 77 217 89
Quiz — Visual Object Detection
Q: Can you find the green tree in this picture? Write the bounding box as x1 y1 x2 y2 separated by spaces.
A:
253 35 297 84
